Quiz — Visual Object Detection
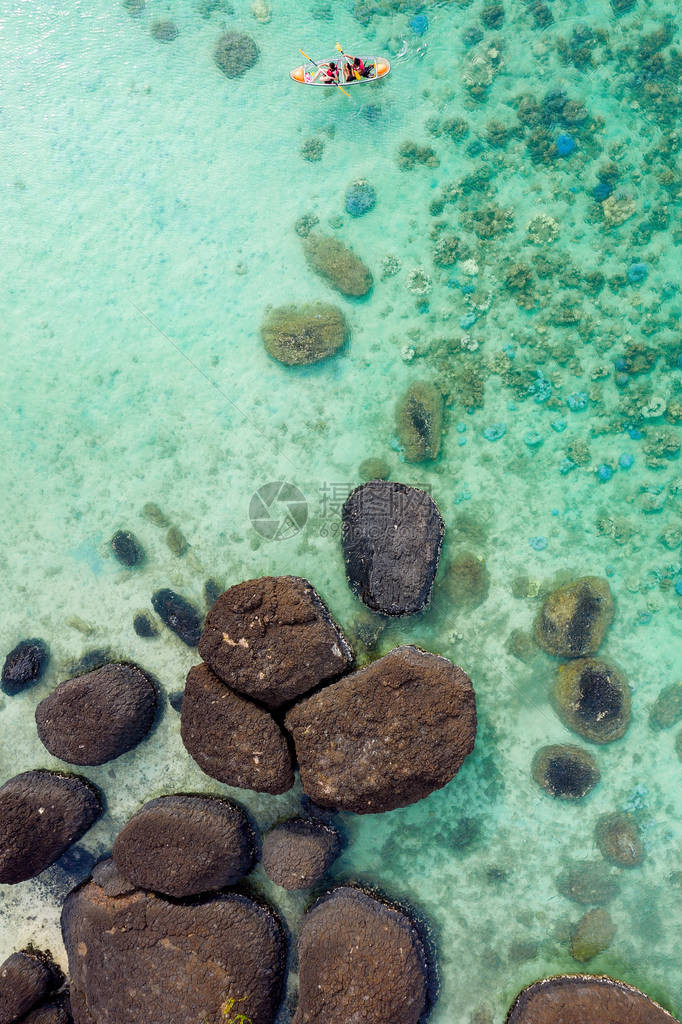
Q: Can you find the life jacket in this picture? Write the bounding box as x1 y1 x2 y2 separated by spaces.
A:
353 59 366 79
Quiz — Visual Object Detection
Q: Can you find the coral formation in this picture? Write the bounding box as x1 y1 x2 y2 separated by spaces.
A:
395 381 443 462
213 32 260 78
261 303 348 365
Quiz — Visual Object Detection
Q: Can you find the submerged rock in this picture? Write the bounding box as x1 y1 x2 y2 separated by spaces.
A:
262 818 341 890
110 529 145 567
303 234 373 297
534 576 614 657
181 663 294 793
35 663 157 765
151 588 202 646
595 811 644 868
553 658 631 743
132 611 158 638
556 860 620 905
151 18 178 40
62 880 286 1024
214 31 260 78
341 481 444 616
441 550 490 610
532 744 600 800
0 949 62 1024
113 794 255 898
649 681 682 730
284 645 477 813
506 975 679 1024
0 770 102 884
395 381 443 462
198 576 352 708
570 908 615 962
1 638 49 695
261 303 348 365
293 886 429 1024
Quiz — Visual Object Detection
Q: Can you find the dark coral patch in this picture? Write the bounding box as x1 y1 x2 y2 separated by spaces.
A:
532 744 600 800
554 658 630 743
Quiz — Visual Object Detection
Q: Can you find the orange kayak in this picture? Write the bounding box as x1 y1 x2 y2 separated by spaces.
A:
290 56 390 86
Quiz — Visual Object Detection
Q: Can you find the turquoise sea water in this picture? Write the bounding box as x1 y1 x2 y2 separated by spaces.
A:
1 0 681 1019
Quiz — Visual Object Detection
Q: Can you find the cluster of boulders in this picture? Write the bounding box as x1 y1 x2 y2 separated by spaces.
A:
2 477 681 1023
530 575 634 801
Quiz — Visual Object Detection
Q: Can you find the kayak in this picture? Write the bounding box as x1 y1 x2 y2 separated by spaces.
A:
290 56 390 86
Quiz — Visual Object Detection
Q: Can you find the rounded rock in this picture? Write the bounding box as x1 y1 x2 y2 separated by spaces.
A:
534 576 614 658
595 811 644 868
395 381 443 462
1 638 49 696
0 949 62 1023
342 481 445 616
111 529 145 567
181 663 294 793
303 233 373 297
532 744 600 800
649 681 682 731
293 886 430 1024
553 658 631 743
35 662 157 766
440 550 490 610
261 303 348 366
132 611 158 638
556 860 620 906
150 18 178 41
18 997 72 1024
262 818 342 890
570 908 615 962
506 975 679 1024
62 881 286 1024
0 770 102 883
198 576 352 708
113 794 256 898
214 31 260 78
151 588 202 646
285 645 477 814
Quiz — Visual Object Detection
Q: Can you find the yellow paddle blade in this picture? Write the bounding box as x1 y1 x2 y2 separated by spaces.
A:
336 82 351 98
299 48 316 64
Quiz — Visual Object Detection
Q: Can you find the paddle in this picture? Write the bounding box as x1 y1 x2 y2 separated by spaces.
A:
336 43 365 80
299 48 351 98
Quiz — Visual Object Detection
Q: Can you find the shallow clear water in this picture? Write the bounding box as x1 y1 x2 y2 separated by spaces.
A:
1 0 680 1019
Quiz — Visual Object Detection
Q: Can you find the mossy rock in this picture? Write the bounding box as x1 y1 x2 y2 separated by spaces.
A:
395 381 443 462
261 303 348 365
441 550 490 609
649 681 682 730
553 658 630 744
214 31 260 78
534 576 614 658
303 234 373 297
556 860 620 905
595 811 644 868
570 908 615 962
532 744 600 800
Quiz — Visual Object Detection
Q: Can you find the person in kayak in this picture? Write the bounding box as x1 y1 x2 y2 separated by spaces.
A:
311 60 339 83
342 54 370 80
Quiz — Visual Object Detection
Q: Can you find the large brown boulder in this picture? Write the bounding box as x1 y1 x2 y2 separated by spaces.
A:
506 975 680 1024
341 481 445 616
0 949 62 1024
112 794 256 898
198 577 352 708
180 664 294 793
534 576 614 657
284 645 476 813
293 886 429 1024
0 771 102 884
262 818 341 890
19 999 72 1024
62 879 286 1024
1 639 49 696
35 663 157 766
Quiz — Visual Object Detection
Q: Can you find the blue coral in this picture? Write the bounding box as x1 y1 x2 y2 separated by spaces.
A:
627 261 648 285
345 181 377 217
567 391 588 411
555 133 575 157
409 13 429 35
483 422 506 441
